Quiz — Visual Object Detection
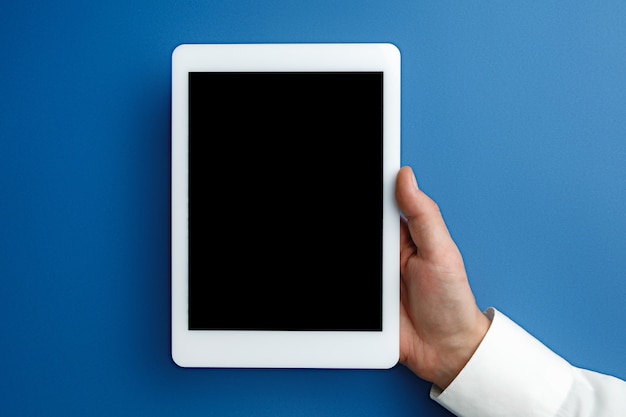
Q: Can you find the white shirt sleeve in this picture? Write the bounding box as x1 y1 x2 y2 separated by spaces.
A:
429 308 626 417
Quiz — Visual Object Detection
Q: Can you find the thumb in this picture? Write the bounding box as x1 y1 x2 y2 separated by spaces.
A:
395 166 456 258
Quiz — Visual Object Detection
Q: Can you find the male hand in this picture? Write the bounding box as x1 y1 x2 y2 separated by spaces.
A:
396 166 490 389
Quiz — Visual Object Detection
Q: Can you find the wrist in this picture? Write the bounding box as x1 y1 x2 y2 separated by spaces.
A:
433 310 491 390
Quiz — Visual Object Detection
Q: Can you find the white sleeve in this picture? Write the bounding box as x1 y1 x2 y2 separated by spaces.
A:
429 308 626 417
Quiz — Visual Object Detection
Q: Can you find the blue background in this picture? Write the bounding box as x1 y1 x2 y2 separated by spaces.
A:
2 1 625 416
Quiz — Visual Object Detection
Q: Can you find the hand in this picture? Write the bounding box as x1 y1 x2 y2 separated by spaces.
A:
396 166 491 389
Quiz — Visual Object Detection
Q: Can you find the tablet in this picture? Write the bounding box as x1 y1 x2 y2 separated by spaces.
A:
171 43 401 369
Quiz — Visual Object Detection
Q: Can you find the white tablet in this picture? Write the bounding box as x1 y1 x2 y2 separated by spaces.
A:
171 43 401 369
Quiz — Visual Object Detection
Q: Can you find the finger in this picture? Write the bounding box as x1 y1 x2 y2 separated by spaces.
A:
395 166 455 258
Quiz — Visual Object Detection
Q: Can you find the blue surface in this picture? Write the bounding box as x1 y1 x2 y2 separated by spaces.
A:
2 1 626 416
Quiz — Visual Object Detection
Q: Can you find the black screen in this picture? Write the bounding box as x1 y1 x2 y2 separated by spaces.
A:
188 72 383 331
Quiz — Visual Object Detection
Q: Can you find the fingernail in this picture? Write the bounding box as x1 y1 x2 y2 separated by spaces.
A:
410 169 418 189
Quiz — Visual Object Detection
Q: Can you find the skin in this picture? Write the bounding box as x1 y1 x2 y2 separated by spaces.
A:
396 166 491 390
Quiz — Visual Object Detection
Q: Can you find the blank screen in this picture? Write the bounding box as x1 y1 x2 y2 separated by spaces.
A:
188 72 383 331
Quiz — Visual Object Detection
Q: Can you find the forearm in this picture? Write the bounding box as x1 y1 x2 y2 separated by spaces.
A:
430 308 626 417
556 368 626 416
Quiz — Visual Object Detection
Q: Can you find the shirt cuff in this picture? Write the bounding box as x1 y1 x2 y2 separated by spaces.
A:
430 308 574 417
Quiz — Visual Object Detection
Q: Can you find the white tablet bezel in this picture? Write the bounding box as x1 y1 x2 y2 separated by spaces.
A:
171 43 401 369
